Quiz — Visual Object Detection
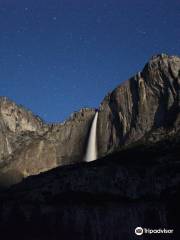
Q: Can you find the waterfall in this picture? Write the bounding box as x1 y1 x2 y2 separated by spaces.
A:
6 137 12 155
84 111 98 162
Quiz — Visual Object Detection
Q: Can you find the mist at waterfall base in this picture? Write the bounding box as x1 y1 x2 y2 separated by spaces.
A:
84 112 98 162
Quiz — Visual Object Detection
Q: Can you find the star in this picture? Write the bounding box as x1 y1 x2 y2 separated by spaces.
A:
137 28 147 35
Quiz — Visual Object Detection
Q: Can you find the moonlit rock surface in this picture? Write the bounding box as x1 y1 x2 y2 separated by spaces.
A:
85 112 98 162
0 98 95 186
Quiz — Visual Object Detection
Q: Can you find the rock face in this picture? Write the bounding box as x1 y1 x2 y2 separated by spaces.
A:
0 96 44 159
0 54 180 185
97 54 180 156
0 134 179 240
0 97 95 186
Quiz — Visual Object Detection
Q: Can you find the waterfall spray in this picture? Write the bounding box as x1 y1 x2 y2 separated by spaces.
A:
84 111 98 162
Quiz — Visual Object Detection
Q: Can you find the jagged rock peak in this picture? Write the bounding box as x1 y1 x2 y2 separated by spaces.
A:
70 108 96 120
150 53 179 60
0 96 44 133
142 54 180 80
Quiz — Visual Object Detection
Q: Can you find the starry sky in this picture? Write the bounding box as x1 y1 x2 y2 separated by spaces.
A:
0 0 179 122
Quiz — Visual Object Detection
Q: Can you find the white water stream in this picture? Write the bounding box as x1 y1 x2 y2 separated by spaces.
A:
84 112 98 162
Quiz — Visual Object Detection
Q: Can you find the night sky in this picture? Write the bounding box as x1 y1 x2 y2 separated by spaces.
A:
0 0 179 122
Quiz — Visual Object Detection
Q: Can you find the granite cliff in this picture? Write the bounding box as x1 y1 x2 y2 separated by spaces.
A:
0 54 180 186
97 54 180 156
0 98 95 186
